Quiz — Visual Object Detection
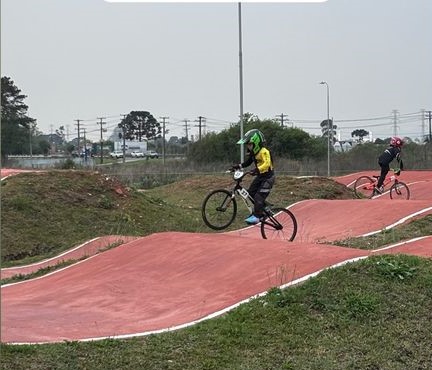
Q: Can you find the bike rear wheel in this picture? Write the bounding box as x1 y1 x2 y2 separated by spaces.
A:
260 207 297 241
390 181 410 200
354 175 375 199
202 189 237 230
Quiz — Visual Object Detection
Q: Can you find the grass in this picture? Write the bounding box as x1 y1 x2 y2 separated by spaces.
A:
0 170 205 265
333 215 432 250
1 169 431 369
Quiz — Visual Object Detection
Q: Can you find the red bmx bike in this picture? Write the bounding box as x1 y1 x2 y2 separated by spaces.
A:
353 169 410 200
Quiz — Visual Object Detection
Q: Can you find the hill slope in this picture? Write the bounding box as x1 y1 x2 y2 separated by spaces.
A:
1 170 355 265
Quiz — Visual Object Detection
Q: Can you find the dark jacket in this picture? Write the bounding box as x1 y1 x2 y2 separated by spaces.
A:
379 146 403 169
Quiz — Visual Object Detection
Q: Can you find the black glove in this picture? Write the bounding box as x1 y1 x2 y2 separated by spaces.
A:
249 168 259 176
230 164 241 171
395 169 401 176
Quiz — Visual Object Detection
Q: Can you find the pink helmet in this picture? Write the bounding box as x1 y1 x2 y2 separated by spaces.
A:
390 137 403 147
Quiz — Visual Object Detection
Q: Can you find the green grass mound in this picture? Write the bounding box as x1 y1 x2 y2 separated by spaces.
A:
1 170 355 266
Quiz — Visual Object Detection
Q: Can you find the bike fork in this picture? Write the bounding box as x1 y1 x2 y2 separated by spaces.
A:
262 213 283 230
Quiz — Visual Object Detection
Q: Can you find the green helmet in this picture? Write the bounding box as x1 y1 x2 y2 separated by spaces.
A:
237 129 265 154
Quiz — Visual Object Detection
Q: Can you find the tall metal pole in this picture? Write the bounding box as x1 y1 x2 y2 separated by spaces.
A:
160 116 169 167
320 81 330 176
75 119 81 155
428 110 432 142
238 2 244 162
29 123 33 168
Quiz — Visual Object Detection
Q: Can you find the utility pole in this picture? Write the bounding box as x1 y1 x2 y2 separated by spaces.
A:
427 110 432 142
79 128 87 162
83 129 87 162
421 109 426 140
276 113 287 127
195 116 206 141
160 116 169 166
50 124 54 155
97 117 106 164
75 119 82 154
183 119 190 157
120 114 127 163
183 119 190 141
29 122 33 167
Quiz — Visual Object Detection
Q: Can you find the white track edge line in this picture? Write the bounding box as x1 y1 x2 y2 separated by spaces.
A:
1 254 102 288
371 236 430 253
2 237 102 271
361 206 432 237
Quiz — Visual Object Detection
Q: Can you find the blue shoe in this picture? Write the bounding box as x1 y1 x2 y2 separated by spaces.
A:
245 215 260 224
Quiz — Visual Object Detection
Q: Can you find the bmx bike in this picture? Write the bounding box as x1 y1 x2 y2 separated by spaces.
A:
353 169 410 200
201 169 297 241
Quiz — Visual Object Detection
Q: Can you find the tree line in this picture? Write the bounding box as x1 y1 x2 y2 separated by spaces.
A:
187 117 328 164
2 75 430 170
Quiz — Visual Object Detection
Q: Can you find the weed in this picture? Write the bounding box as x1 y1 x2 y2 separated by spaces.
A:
375 255 418 281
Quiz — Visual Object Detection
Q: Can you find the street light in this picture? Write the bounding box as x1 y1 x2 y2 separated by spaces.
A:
238 2 244 162
319 81 330 176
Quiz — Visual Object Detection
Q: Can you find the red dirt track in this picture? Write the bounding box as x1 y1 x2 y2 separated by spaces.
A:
1 169 431 344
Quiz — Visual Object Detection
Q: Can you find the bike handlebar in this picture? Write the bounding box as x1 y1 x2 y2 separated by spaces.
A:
226 169 250 180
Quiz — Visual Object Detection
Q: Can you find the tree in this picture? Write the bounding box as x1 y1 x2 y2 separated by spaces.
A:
55 125 66 144
37 139 51 155
320 119 337 143
118 111 161 142
188 116 327 164
1 76 36 161
351 129 369 142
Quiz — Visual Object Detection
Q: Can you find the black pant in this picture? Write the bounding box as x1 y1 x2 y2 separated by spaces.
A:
376 162 390 188
248 175 275 216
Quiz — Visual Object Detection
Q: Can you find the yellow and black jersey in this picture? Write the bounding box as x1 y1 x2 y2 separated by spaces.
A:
241 147 274 178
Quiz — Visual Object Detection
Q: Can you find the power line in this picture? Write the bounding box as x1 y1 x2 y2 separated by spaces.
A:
69 109 428 143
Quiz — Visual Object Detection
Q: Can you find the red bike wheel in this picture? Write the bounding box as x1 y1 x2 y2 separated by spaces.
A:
353 176 375 199
390 181 410 200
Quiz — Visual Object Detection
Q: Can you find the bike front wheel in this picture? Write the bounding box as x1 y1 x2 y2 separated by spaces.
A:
260 207 297 241
353 175 375 199
202 189 237 230
390 181 410 200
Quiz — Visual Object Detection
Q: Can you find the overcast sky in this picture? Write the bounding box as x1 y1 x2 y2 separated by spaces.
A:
2 0 431 142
